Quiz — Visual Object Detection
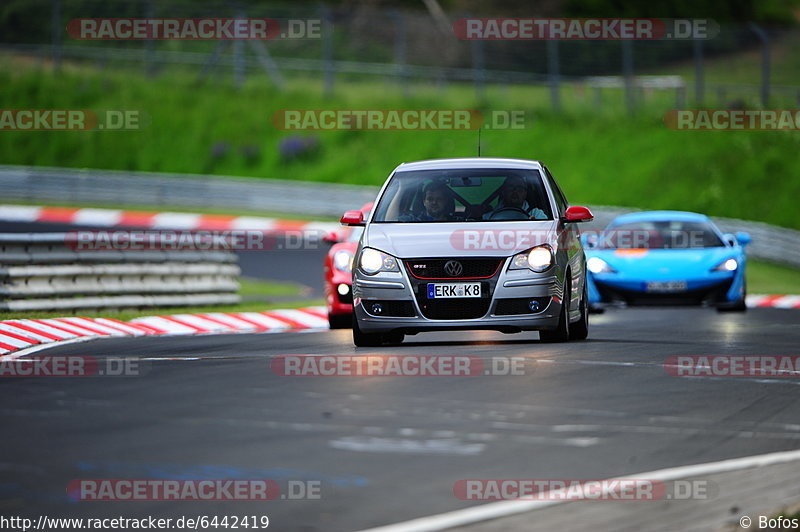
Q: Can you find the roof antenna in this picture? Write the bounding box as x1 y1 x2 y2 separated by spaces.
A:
477 127 481 157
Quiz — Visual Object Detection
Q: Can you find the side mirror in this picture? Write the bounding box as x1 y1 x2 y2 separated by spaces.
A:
735 231 751 247
322 231 340 244
340 210 365 226
564 206 594 223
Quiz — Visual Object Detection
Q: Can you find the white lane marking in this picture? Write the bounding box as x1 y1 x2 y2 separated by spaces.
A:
230 217 277 231
0 204 42 222
128 317 197 335
774 295 800 308
355 448 800 532
202 313 260 331
237 312 290 330
15 319 78 340
73 208 122 226
329 436 486 456
0 323 55 343
151 212 202 229
93 318 147 336
268 308 329 328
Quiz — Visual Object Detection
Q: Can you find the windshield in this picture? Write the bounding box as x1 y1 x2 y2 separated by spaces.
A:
372 169 553 222
600 221 725 249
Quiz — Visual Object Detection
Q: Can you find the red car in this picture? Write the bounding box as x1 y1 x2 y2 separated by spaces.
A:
323 203 372 328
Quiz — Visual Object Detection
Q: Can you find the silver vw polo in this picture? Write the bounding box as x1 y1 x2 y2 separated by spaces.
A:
341 158 594 346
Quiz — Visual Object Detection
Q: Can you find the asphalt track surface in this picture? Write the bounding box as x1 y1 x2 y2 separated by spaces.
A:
2 221 800 531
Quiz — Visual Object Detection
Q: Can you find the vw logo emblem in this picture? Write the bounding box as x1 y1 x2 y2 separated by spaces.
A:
444 260 463 277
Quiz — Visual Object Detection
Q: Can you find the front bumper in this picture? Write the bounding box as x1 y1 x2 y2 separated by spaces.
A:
588 272 738 306
352 258 563 334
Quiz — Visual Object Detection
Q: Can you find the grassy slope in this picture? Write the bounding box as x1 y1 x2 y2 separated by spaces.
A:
2 51 800 229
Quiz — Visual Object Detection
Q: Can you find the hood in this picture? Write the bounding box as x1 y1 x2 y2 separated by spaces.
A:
588 247 739 279
365 221 560 258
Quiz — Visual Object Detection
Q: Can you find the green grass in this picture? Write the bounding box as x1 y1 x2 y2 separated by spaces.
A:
747 260 800 294
2 47 800 229
0 277 321 321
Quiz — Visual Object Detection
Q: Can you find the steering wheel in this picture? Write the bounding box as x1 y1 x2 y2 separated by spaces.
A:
488 207 530 220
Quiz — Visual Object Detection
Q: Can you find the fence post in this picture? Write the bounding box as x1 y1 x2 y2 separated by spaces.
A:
233 9 246 89
622 39 634 114
693 38 704 104
145 0 155 77
470 38 486 102
321 6 335 97
392 11 408 95
51 0 61 72
749 23 770 107
546 39 560 110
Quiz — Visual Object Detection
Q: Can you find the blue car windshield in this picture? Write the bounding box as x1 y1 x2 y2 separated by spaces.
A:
371 169 553 222
600 221 725 249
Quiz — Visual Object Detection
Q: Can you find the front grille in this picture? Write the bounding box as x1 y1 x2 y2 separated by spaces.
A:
413 283 491 319
362 300 416 317
404 258 503 279
494 297 551 315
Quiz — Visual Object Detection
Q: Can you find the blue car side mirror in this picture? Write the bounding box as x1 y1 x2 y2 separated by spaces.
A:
735 231 751 247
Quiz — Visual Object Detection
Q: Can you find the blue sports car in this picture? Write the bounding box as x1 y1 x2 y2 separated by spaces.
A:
583 211 750 312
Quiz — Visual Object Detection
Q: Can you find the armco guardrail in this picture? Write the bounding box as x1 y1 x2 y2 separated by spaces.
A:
2 165 798 268
0 233 240 311
0 165 378 219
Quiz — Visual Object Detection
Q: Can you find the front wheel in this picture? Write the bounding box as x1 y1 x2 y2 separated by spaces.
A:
540 278 571 343
569 281 589 340
352 314 384 347
717 281 747 312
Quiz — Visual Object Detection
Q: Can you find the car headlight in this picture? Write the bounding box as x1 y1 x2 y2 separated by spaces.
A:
358 248 399 275
712 258 738 272
333 250 354 273
587 257 616 274
510 245 554 273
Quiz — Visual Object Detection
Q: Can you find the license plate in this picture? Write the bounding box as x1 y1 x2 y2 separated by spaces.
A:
427 283 482 299
645 281 687 293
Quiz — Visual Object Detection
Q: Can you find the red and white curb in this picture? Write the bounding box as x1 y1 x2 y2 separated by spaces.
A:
746 294 800 309
0 306 329 358
0 204 338 234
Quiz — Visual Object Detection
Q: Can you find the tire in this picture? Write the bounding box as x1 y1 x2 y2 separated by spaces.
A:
717 281 747 312
383 331 405 345
569 281 589 340
540 277 571 343
328 313 352 329
352 313 384 347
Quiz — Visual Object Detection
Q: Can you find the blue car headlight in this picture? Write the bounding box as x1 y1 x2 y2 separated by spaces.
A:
587 257 616 274
712 258 738 272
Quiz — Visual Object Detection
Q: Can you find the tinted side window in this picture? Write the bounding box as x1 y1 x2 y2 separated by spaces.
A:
544 167 568 216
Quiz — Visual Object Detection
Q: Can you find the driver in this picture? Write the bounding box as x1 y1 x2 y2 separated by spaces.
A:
484 176 547 220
